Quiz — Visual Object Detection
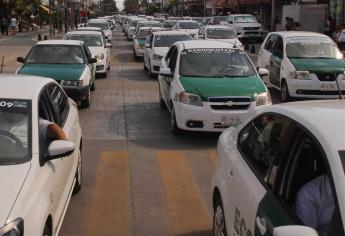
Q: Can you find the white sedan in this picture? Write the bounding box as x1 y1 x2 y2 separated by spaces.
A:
212 99 345 236
173 20 200 38
198 25 243 49
0 74 82 236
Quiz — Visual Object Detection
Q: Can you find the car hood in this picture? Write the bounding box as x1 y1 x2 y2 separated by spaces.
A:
88 47 105 57
18 64 86 81
153 47 169 56
179 76 266 101
0 163 30 226
289 58 345 74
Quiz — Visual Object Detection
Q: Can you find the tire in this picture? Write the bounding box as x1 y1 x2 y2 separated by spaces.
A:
281 80 292 103
148 61 154 78
73 147 82 195
107 64 110 71
42 224 52 236
90 80 96 91
213 197 227 236
159 88 166 109
81 87 91 108
170 105 181 135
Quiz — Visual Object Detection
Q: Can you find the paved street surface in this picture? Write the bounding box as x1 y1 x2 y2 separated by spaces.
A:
0 28 281 236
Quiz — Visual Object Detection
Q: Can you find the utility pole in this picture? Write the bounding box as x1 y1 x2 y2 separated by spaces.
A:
49 0 53 36
65 0 68 33
203 0 206 17
271 0 275 31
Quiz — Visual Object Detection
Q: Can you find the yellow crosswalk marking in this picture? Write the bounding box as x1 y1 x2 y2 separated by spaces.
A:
85 151 129 236
156 151 212 235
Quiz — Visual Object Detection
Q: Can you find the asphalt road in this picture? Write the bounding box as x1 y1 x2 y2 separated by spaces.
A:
0 27 282 236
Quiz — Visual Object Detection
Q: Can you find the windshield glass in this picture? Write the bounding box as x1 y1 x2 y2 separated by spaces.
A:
26 45 85 64
213 16 227 24
192 18 203 23
140 22 162 28
65 34 103 47
180 48 256 77
154 34 192 47
207 29 236 39
88 22 109 30
234 15 257 23
0 99 31 165
179 21 200 29
286 37 342 59
163 21 176 28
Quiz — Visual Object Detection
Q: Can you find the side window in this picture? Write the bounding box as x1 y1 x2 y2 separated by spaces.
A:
238 114 296 181
264 35 276 52
39 90 56 123
83 45 91 60
47 84 69 126
169 48 178 72
273 36 284 58
165 46 176 65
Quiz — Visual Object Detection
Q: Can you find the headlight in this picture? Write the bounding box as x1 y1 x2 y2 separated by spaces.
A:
62 80 83 87
290 71 311 80
256 91 272 106
97 53 105 61
0 218 24 236
177 92 203 106
153 54 163 60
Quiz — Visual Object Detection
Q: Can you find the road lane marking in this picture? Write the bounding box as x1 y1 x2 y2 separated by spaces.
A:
85 151 129 236
156 151 212 235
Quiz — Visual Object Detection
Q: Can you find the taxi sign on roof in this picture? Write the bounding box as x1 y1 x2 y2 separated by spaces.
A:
286 36 332 44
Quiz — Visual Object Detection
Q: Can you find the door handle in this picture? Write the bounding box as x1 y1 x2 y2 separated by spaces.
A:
228 169 233 178
256 217 267 235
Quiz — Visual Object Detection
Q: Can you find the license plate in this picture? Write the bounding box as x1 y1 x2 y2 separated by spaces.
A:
221 116 240 127
320 83 336 91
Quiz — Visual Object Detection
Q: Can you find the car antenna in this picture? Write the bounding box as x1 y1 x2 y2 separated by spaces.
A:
335 77 344 100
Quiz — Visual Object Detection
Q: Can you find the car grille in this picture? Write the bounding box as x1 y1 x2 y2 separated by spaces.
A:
315 73 338 81
244 27 259 30
153 66 160 72
208 96 251 110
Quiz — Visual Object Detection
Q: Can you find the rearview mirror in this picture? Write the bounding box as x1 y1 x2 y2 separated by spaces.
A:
273 226 318 236
47 140 75 161
89 58 97 64
17 57 25 63
258 68 269 77
159 67 173 77
144 43 151 48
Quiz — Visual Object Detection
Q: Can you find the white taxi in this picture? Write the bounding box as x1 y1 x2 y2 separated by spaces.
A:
133 27 162 60
0 75 82 236
198 25 243 49
143 31 192 77
158 40 271 134
257 31 345 102
173 20 200 38
87 19 112 40
212 99 345 236
64 31 111 78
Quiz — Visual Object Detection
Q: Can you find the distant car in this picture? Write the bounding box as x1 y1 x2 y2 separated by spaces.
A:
191 17 204 26
209 16 228 25
16 40 97 108
163 20 177 30
125 17 141 40
134 20 162 37
212 99 345 236
174 20 200 38
144 31 192 77
133 27 162 60
88 19 113 40
198 25 243 49
257 31 345 102
0 74 82 236
64 31 111 78
158 40 270 134
77 26 112 45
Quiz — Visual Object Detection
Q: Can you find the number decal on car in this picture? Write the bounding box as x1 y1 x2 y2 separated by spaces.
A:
234 207 252 236
0 101 14 108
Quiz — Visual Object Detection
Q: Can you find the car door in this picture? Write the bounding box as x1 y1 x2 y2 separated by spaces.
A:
268 36 283 88
160 46 177 106
231 114 297 236
258 35 275 84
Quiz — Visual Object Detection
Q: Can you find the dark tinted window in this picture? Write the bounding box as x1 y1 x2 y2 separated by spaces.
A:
48 84 69 126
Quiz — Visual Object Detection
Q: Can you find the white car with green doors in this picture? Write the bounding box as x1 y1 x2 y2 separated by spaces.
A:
133 27 162 60
143 31 192 77
257 32 345 102
16 40 97 108
0 75 82 236
64 31 111 78
134 20 162 38
198 25 243 49
173 20 200 38
158 40 271 134
212 99 345 236
87 19 112 40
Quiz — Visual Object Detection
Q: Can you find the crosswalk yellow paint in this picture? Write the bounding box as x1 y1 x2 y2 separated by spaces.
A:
85 151 129 236
156 151 212 235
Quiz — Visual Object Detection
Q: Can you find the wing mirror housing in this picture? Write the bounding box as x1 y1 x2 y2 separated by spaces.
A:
46 140 75 161
258 67 269 77
144 43 151 48
273 226 318 236
89 58 97 64
159 67 173 77
106 42 112 48
17 57 25 63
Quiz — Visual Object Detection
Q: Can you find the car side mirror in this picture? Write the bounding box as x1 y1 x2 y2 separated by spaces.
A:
229 21 233 24
258 68 269 77
159 67 173 77
17 57 25 63
144 43 151 48
88 58 97 64
273 226 318 236
46 140 75 161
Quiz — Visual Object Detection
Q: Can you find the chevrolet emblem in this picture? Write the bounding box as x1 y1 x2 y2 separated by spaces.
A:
224 101 235 107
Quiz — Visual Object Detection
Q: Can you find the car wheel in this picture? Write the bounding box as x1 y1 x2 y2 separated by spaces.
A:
73 147 82 195
281 80 291 103
213 197 227 236
148 61 154 78
42 224 52 236
170 105 181 135
90 80 96 91
159 87 166 109
81 87 91 108
107 64 110 71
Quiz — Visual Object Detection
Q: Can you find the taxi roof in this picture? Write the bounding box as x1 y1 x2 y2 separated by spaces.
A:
65 31 102 36
262 100 345 150
153 30 190 36
139 26 162 31
0 74 53 100
178 20 198 23
36 40 84 46
270 31 329 39
77 27 102 31
203 25 234 29
177 40 235 49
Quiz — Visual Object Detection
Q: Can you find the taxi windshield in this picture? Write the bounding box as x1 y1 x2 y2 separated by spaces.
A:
179 22 200 29
163 21 176 28
0 99 31 165
207 29 236 39
154 35 192 47
179 48 256 77
65 34 103 47
234 15 257 23
287 37 342 59
88 22 109 30
26 45 85 64
139 22 162 28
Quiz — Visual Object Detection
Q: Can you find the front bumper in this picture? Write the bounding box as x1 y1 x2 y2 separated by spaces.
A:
96 60 107 73
135 48 144 57
173 101 267 132
63 85 89 102
151 59 161 74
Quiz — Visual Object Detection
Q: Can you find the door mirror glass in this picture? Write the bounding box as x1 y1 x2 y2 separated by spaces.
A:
17 57 25 63
88 58 97 64
159 67 173 77
258 68 269 77
273 226 318 236
46 140 75 161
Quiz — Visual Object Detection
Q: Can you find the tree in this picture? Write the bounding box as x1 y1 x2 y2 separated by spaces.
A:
123 0 140 14
101 0 118 15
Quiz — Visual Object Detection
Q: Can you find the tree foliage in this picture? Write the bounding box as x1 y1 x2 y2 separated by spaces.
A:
123 0 140 14
8 0 41 18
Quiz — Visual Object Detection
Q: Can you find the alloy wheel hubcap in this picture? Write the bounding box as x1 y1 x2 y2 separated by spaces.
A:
214 206 225 236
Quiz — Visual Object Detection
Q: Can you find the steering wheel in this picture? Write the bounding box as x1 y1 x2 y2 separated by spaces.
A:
221 66 240 76
0 130 25 154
